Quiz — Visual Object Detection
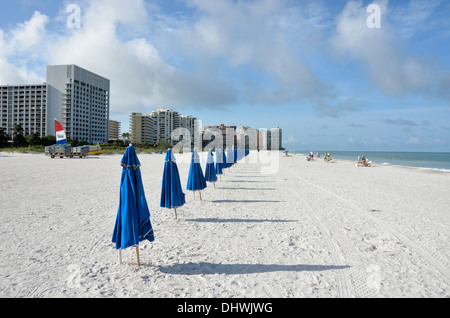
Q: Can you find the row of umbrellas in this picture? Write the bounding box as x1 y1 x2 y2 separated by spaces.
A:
111 145 250 265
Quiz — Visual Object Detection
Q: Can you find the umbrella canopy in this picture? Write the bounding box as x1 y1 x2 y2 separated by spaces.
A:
187 149 207 191
215 148 223 175
160 149 186 209
205 150 218 183
112 145 155 250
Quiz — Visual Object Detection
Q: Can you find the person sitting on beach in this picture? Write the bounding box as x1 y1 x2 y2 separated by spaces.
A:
361 155 367 166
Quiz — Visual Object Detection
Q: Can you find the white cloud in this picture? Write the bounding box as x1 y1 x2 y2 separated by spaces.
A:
44 0 237 114
331 0 432 96
284 135 297 145
0 11 48 84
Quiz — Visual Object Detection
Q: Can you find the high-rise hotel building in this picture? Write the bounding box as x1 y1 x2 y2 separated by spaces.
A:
0 64 110 144
47 65 110 143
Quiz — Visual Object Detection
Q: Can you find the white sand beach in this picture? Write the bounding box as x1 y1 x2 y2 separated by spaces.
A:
0 151 449 298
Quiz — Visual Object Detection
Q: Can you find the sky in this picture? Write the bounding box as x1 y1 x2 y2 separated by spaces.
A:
0 0 449 152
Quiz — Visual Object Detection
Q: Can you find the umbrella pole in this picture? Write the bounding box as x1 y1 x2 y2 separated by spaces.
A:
174 208 177 219
119 250 122 265
199 191 202 201
136 246 141 267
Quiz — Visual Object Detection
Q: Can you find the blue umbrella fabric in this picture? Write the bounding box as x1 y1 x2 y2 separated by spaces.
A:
215 149 223 177
226 148 234 168
223 148 230 169
205 150 218 184
160 149 186 213
187 149 207 193
237 147 245 161
112 145 155 252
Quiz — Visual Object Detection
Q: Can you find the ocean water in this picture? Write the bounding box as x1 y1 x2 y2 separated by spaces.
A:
295 151 450 172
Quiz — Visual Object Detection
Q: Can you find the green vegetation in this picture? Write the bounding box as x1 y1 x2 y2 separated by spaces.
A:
0 125 172 155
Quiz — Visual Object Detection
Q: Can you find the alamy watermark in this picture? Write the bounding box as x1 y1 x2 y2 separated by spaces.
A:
366 3 381 29
66 4 81 29
169 120 281 175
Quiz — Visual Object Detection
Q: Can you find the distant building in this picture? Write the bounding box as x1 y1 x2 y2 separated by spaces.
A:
109 120 121 141
258 127 282 150
130 112 154 144
236 126 282 150
0 64 110 144
237 126 258 150
203 124 236 149
130 109 197 146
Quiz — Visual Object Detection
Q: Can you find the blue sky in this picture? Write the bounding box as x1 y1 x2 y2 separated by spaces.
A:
0 0 449 151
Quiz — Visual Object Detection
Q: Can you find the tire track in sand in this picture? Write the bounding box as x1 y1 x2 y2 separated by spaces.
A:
275 169 354 298
280 166 449 297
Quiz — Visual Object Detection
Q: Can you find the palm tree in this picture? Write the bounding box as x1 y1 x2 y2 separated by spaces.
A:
13 124 27 147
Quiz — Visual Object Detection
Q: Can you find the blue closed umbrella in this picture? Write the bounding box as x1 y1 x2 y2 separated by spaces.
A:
226 148 234 168
222 148 228 170
237 147 245 161
205 150 217 186
187 149 207 200
112 145 154 266
160 149 186 219
215 148 223 179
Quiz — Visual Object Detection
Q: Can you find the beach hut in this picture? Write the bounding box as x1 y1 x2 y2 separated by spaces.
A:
160 149 186 219
112 145 155 266
186 149 207 200
205 150 218 187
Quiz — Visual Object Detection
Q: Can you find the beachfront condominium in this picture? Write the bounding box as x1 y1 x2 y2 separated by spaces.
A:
0 64 110 144
109 120 121 141
0 84 47 139
130 109 197 146
258 127 283 150
203 124 237 149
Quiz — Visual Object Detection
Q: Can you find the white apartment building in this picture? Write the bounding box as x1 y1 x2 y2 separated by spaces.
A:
109 120 121 141
0 84 47 139
0 65 110 144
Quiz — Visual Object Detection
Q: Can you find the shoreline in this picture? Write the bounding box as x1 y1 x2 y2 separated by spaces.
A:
290 152 450 174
